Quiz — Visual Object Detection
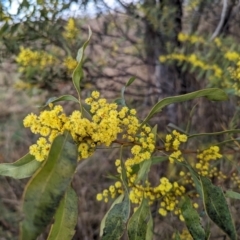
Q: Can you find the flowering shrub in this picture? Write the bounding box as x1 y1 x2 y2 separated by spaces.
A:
14 18 80 90
0 30 240 240
160 32 240 96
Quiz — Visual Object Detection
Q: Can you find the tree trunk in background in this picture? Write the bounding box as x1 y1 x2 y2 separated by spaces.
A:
143 0 183 126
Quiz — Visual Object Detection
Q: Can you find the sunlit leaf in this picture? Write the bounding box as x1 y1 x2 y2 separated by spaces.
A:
185 164 202 198
101 193 130 240
141 88 228 125
100 194 124 237
20 133 78 240
73 27 92 96
121 76 136 106
40 95 79 108
188 129 240 139
151 156 168 165
135 159 151 184
0 153 41 179
145 212 153 240
47 186 78 240
225 190 240 200
126 76 136 87
127 198 150 240
181 197 206 240
200 176 237 240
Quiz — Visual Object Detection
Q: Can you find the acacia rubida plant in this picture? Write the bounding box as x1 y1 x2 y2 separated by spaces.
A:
0 29 240 240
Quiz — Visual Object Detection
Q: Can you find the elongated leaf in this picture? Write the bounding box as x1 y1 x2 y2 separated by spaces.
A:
200 177 237 240
185 164 202 198
127 198 150 240
173 232 181 240
20 133 78 240
141 88 228 125
0 153 41 179
41 95 79 108
146 212 153 240
151 156 168 165
100 194 124 237
135 159 151 184
101 193 130 240
120 150 128 190
47 186 78 240
114 98 125 106
188 129 240 139
73 27 92 96
151 124 157 142
120 77 136 106
167 123 187 135
126 76 136 87
225 190 240 200
181 197 205 240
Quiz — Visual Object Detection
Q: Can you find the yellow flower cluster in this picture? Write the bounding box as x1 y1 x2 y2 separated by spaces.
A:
23 105 67 161
124 125 155 167
23 91 144 161
63 56 78 72
159 53 223 79
195 146 222 176
97 166 186 219
214 38 222 48
172 228 193 240
63 18 78 40
165 130 187 163
96 179 123 203
16 47 56 71
99 157 186 219
224 52 240 61
228 57 240 95
178 32 204 44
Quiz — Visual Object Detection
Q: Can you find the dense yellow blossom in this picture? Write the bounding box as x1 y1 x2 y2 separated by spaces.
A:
224 52 240 61
63 18 79 39
178 32 204 44
172 228 193 240
159 53 223 79
23 91 149 162
165 130 187 163
16 47 56 71
195 146 223 176
63 56 78 72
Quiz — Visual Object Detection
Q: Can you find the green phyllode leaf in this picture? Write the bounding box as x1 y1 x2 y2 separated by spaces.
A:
188 129 240 139
41 95 79 108
47 186 78 240
0 153 42 179
151 156 168 165
181 196 206 240
200 176 237 240
225 190 240 200
145 212 153 240
135 159 151 184
100 194 124 237
141 88 228 125
121 76 136 106
185 164 202 198
20 133 78 240
101 193 130 240
72 27 92 97
127 198 152 240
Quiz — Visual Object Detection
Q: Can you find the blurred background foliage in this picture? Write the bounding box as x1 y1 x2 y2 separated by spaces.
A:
1 0 240 239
